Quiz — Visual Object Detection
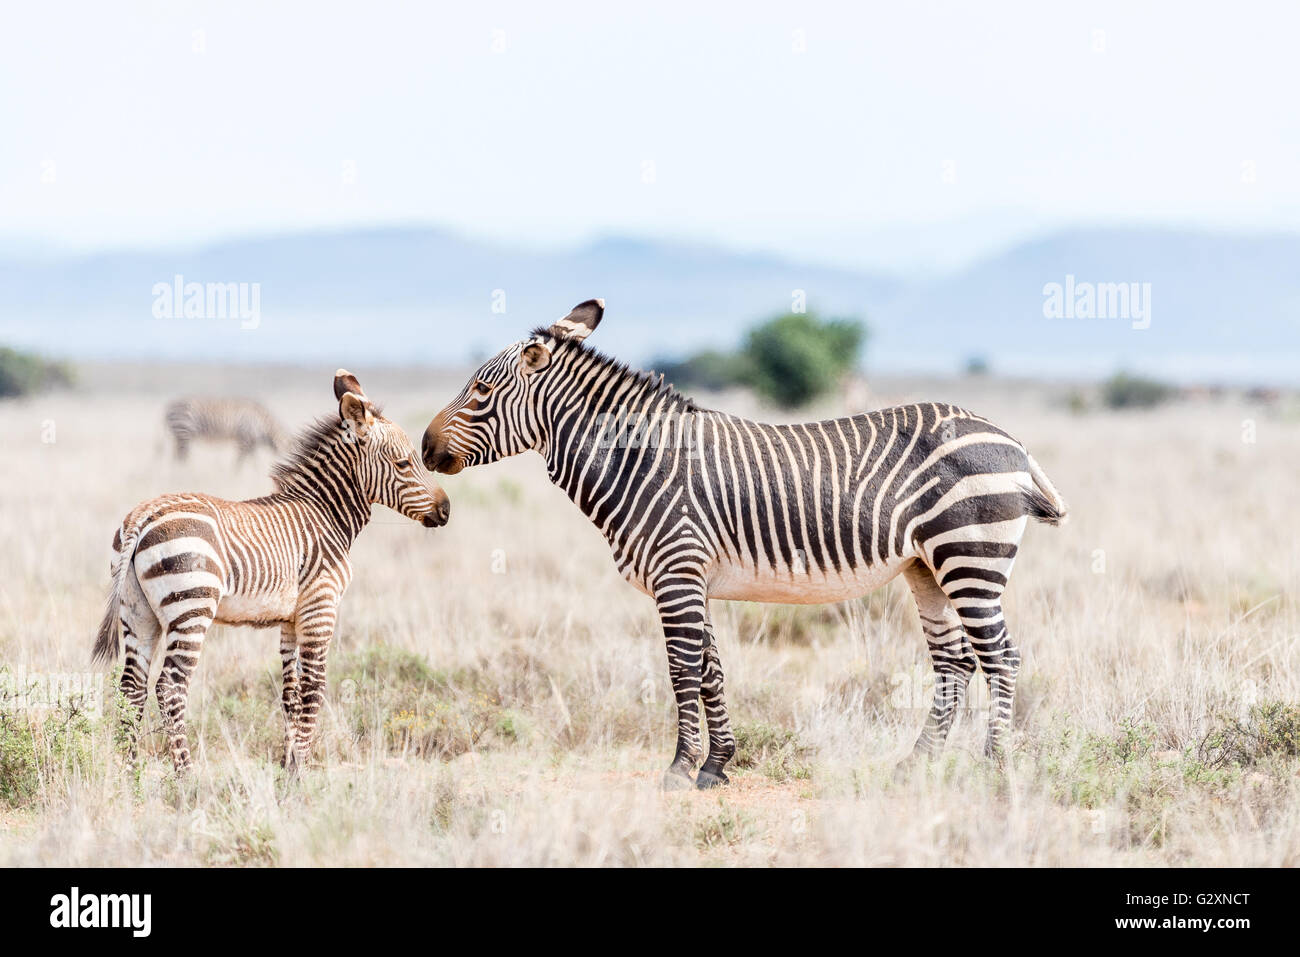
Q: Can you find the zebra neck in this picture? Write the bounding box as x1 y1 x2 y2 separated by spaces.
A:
540 352 696 519
269 429 373 544
274 482 372 545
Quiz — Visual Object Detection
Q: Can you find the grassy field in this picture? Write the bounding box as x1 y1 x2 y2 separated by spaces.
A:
1 365 1298 866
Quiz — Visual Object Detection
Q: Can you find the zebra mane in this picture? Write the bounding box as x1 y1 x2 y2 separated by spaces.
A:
268 416 354 491
531 328 701 413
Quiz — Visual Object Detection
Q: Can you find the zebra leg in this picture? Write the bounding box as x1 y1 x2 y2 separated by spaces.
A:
696 617 736 789
154 628 206 773
656 575 709 790
971 616 1019 760
290 639 331 767
279 623 303 770
235 432 255 467
288 597 339 768
119 616 160 765
928 543 1022 760
902 561 977 757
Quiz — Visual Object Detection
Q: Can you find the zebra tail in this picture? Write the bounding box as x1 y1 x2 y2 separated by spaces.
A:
1022 453 1069 527
92 522 141 666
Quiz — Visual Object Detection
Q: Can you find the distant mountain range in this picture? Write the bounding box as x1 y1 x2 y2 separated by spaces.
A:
1 225 1297 384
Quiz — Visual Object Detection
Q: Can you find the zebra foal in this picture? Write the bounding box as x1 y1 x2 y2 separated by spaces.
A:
423 300 1067 789
95 371 450 772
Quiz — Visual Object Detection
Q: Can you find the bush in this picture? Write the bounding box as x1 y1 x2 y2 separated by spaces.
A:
1199 702 1300 769
332 645 529 760
694 801 756 849
732 721 813 781
743 313 865 408
0 347 74 398
0 709 96 808
658 313 866 409
1101 372 1173 410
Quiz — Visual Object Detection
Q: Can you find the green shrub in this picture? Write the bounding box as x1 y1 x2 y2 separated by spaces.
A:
732 721 813 781
1101 372 1173 410
0 346 74 398
1199 701 1300 769
654 312 866 409
336 645 443 689
693 801 756 849
0 709 96 808
1040 719 1159 808
742 313 865 408
333 645 529 760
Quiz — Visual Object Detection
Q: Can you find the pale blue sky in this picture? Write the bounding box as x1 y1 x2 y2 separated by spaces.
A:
2 1 1297 272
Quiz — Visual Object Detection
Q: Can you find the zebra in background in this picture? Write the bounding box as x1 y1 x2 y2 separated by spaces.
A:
96 371 450 773
423 300 1067 789
165 396 291 463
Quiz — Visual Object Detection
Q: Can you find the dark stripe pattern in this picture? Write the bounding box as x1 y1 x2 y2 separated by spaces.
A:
423 303 1067 787
98 374 448 773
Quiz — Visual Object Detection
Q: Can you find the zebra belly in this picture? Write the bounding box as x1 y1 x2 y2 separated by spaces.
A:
708 557 908 603
214 586 297 626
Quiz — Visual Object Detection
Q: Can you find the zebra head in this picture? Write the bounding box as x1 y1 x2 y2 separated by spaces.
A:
335 370 451 527
422 299 604 474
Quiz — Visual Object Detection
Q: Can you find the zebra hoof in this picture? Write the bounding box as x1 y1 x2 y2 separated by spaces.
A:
695 768 729 789
661 768 695 791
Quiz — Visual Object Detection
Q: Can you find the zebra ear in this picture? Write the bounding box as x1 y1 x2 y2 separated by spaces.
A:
334 369 366 402
520 341 552 374
339 391 374 440
549 299 604 342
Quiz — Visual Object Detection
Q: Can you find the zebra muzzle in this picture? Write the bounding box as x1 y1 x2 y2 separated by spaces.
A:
421 498 451 528
421 424 462 475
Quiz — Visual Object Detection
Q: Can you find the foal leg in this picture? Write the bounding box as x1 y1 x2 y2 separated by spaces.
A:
278 623 303 770
118 605 161 765
902 560 977 757
154 623 208 774
288 597 339 769
151 584 218 774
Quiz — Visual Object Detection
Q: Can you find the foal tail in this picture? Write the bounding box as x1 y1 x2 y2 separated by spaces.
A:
93 519 143 666
1022 453 1069 527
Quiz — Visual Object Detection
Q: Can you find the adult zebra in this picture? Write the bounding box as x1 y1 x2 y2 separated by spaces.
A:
165 397 290 463
423 301 1067 789
96 371 450 772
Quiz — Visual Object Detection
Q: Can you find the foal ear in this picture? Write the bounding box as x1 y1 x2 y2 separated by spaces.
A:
334 368 366 401
548 299 604 343
339 391 374 440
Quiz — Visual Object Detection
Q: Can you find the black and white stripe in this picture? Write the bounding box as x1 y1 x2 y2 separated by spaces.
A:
424 301 1067 788
97 371 450 772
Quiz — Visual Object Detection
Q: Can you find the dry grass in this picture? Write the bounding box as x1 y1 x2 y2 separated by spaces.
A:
1 367 1298 866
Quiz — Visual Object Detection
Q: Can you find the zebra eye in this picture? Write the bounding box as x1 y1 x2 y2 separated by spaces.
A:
473 380 491 396
394 458 411 469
